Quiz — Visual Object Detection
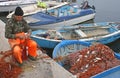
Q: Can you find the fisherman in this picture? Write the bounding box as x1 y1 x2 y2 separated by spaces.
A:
5 6 38 66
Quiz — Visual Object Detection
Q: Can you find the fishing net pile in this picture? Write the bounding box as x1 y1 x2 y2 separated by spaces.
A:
0 50 22 78
64 44 120 78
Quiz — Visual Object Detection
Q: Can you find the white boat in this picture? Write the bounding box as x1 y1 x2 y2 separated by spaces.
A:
0 0 8 2
25 0 96 30
0 0 37 12
7 1 68 18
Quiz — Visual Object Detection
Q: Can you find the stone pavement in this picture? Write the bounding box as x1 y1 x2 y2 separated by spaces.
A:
0 20 10 51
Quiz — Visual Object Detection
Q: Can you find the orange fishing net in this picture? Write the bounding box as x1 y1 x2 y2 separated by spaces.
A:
0 50 22 78
65 44 120 78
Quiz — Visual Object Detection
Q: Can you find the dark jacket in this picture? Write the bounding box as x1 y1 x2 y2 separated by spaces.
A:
5 15 31 39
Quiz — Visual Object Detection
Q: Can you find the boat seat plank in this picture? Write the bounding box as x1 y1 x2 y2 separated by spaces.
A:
75 29 87 37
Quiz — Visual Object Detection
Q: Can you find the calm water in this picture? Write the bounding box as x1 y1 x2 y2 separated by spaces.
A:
76 0 120 53
91 0 120 23
89 0 120 52
0 0 120 53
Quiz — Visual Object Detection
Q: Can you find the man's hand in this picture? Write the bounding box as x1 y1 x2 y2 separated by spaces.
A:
25 32 31 39
19 35 26 39
15 32 31 39
15 33 26 39
16 35 26 39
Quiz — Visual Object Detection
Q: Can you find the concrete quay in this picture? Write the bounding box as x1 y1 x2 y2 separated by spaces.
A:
0 20 76 78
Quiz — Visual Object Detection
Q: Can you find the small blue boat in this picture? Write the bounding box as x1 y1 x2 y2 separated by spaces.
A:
52 40 91 65
26 0 96 29
52 40 120 65
31 22 120 49
52 40 120 78
31 29 62 48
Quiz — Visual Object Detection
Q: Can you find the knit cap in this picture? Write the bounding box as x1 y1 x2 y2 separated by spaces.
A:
14 6 24 16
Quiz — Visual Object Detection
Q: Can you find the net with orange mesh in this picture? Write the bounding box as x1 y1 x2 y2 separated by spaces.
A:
63 44 120 78
0 50 22 78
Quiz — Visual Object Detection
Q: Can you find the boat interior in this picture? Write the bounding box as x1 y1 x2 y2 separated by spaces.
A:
60 26 114 39
55 42 88 58
44 4 80 17
35 26 114 40
44 1 92 17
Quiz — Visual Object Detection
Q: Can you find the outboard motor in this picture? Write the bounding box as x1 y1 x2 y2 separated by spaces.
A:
81 0 89 9
92 5 95 10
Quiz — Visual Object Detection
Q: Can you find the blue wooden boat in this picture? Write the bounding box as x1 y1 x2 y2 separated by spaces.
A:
31 29 63 48
73 22 120 44
25 0 96 29
31 22 120 49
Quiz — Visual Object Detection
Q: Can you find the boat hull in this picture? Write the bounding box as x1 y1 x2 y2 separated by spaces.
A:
31 35 61 49
29 13 96 30
79 30 120 44
91 65 120 78
31 22 120 49
0 3 36 12
52 40 91 65
0 0 36 12
7 2 68 18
